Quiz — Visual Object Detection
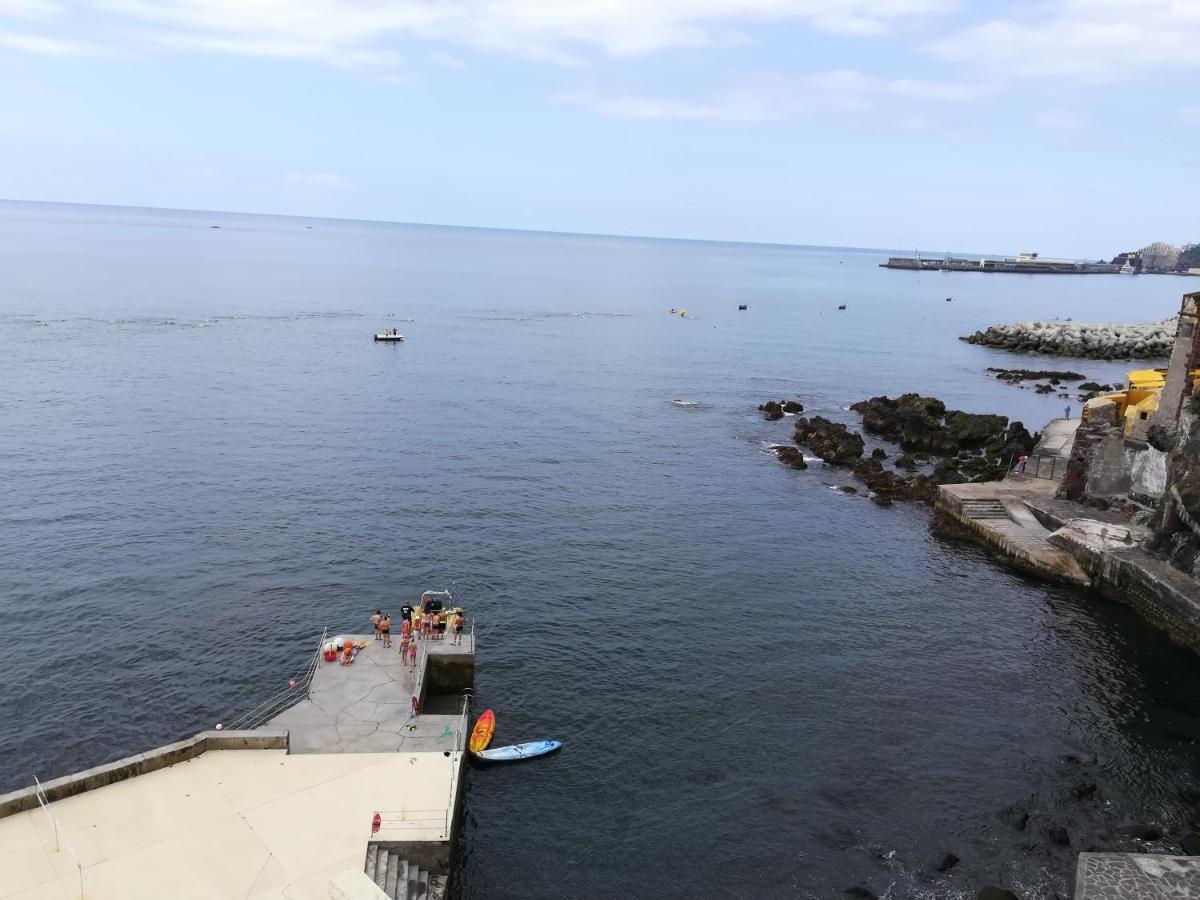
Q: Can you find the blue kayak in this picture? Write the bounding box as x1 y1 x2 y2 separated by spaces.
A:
474 739 561 762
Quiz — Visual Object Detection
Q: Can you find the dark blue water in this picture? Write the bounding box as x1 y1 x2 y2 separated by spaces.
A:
3 201 1200 899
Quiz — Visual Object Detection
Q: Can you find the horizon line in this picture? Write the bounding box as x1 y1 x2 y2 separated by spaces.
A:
0 195 999 258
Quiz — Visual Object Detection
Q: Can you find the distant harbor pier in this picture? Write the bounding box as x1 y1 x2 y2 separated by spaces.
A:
883 251 1122 275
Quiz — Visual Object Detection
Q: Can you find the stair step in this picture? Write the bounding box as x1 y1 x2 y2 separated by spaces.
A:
413 866 430 900
374 842 389 889
385 851 400 898
364 846 378 882
428 873 448 900
395 859 410 900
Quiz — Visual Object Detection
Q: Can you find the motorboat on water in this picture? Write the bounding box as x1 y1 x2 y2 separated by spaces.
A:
374 331 405 342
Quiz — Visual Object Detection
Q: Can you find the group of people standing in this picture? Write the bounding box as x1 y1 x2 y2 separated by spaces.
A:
371 603 466 670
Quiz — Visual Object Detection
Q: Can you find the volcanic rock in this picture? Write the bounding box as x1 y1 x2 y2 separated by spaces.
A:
759 400 784 421
773 446 808 469
793 416 864 467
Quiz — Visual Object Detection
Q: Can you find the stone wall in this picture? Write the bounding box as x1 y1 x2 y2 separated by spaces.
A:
1093 550 1200 654
1148 293 1200 431
1130 445 1169 503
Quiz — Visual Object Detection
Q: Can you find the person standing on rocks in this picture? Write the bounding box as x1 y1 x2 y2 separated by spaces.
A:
380 612 392 648
1018 454 1028 474
1064 405 1071 419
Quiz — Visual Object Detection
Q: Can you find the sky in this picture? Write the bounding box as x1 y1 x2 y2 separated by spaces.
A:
0 0 1197 254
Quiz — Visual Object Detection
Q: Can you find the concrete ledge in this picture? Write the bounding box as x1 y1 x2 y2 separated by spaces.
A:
0 728 288 820
1076 852 1200 898
328 868 391 900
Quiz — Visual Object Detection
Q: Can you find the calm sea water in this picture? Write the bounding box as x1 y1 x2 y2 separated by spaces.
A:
3 201 1199 899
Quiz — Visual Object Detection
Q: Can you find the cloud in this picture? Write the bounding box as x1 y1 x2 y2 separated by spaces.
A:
287 172 354 189
0 0 60 18
929 0 1200 80
1182 107 1200 125
76 0 951 65
1035 110 1081 133
567 69 988 121
0 29 92 53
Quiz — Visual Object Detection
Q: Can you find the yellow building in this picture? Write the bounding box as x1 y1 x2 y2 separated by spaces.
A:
1082 367 1198 438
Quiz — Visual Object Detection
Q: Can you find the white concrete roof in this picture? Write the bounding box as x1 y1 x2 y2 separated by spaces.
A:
0 749 461 900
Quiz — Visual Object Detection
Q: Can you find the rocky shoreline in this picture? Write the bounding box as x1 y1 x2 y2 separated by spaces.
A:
761 395 1036 506
961 318 1175 360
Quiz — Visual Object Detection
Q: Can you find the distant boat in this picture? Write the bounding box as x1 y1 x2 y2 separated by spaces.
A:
374 332 405 342
837 305 847 310
738 304 748 311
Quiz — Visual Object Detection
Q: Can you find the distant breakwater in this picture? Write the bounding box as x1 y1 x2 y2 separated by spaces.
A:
960 318 1175 360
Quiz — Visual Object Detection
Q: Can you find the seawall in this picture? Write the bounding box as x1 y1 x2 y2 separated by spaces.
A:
960 319 1174 360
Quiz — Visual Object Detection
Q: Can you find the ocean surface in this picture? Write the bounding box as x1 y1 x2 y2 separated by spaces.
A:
3 201 1199 899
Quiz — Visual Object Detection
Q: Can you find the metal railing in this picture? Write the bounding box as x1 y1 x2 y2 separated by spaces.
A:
34 775 84 899
224 627 328 732
1009 453 1064 481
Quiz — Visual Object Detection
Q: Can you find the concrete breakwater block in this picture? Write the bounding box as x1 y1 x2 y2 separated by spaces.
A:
961 318 1176 360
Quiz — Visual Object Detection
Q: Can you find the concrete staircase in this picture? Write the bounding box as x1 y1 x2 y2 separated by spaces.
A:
364 845 447 900
961 499 1012 521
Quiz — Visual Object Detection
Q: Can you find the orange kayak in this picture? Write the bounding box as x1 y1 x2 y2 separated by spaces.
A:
469 709 495 753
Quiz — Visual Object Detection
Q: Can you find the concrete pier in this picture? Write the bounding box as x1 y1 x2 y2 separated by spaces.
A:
268 634 475 754
935 418 1090 585
0 620 478 900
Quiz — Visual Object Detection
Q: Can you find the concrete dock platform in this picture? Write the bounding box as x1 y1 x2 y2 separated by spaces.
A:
1076 852 1200 898
267 634 475 754
0 748 461 900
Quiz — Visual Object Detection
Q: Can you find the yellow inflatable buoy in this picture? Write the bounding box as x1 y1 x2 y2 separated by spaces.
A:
679 309 686 317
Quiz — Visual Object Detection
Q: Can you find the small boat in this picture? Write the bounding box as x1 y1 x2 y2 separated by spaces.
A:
475 740 561 763
374 332 405 342
738 304 748 311
469 709 495 753
837 304 847 310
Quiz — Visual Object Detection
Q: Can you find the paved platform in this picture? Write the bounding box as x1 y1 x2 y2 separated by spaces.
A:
1076 852 1200 898
1035 416 1080 458
268 634 475 754
0 748 461 900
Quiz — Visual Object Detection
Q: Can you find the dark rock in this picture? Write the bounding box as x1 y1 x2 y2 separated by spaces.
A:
944 409 1009 448
782 400 804 414
1071 781 1098 800
1117 823 1162 841
871 447 887 459
1046 824 1070 846
988 367 1086 383
1035 383 1055 394
1147 424 1177 452
835 485 857 494
1181 832 1200 856
977 888 1020 900
842 889 876 899
894 454 917 470
1001 807 1030 831
793 416 864 467
933 852 959 872
773 446 808 469
759 400 784 421
853 458 921 503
